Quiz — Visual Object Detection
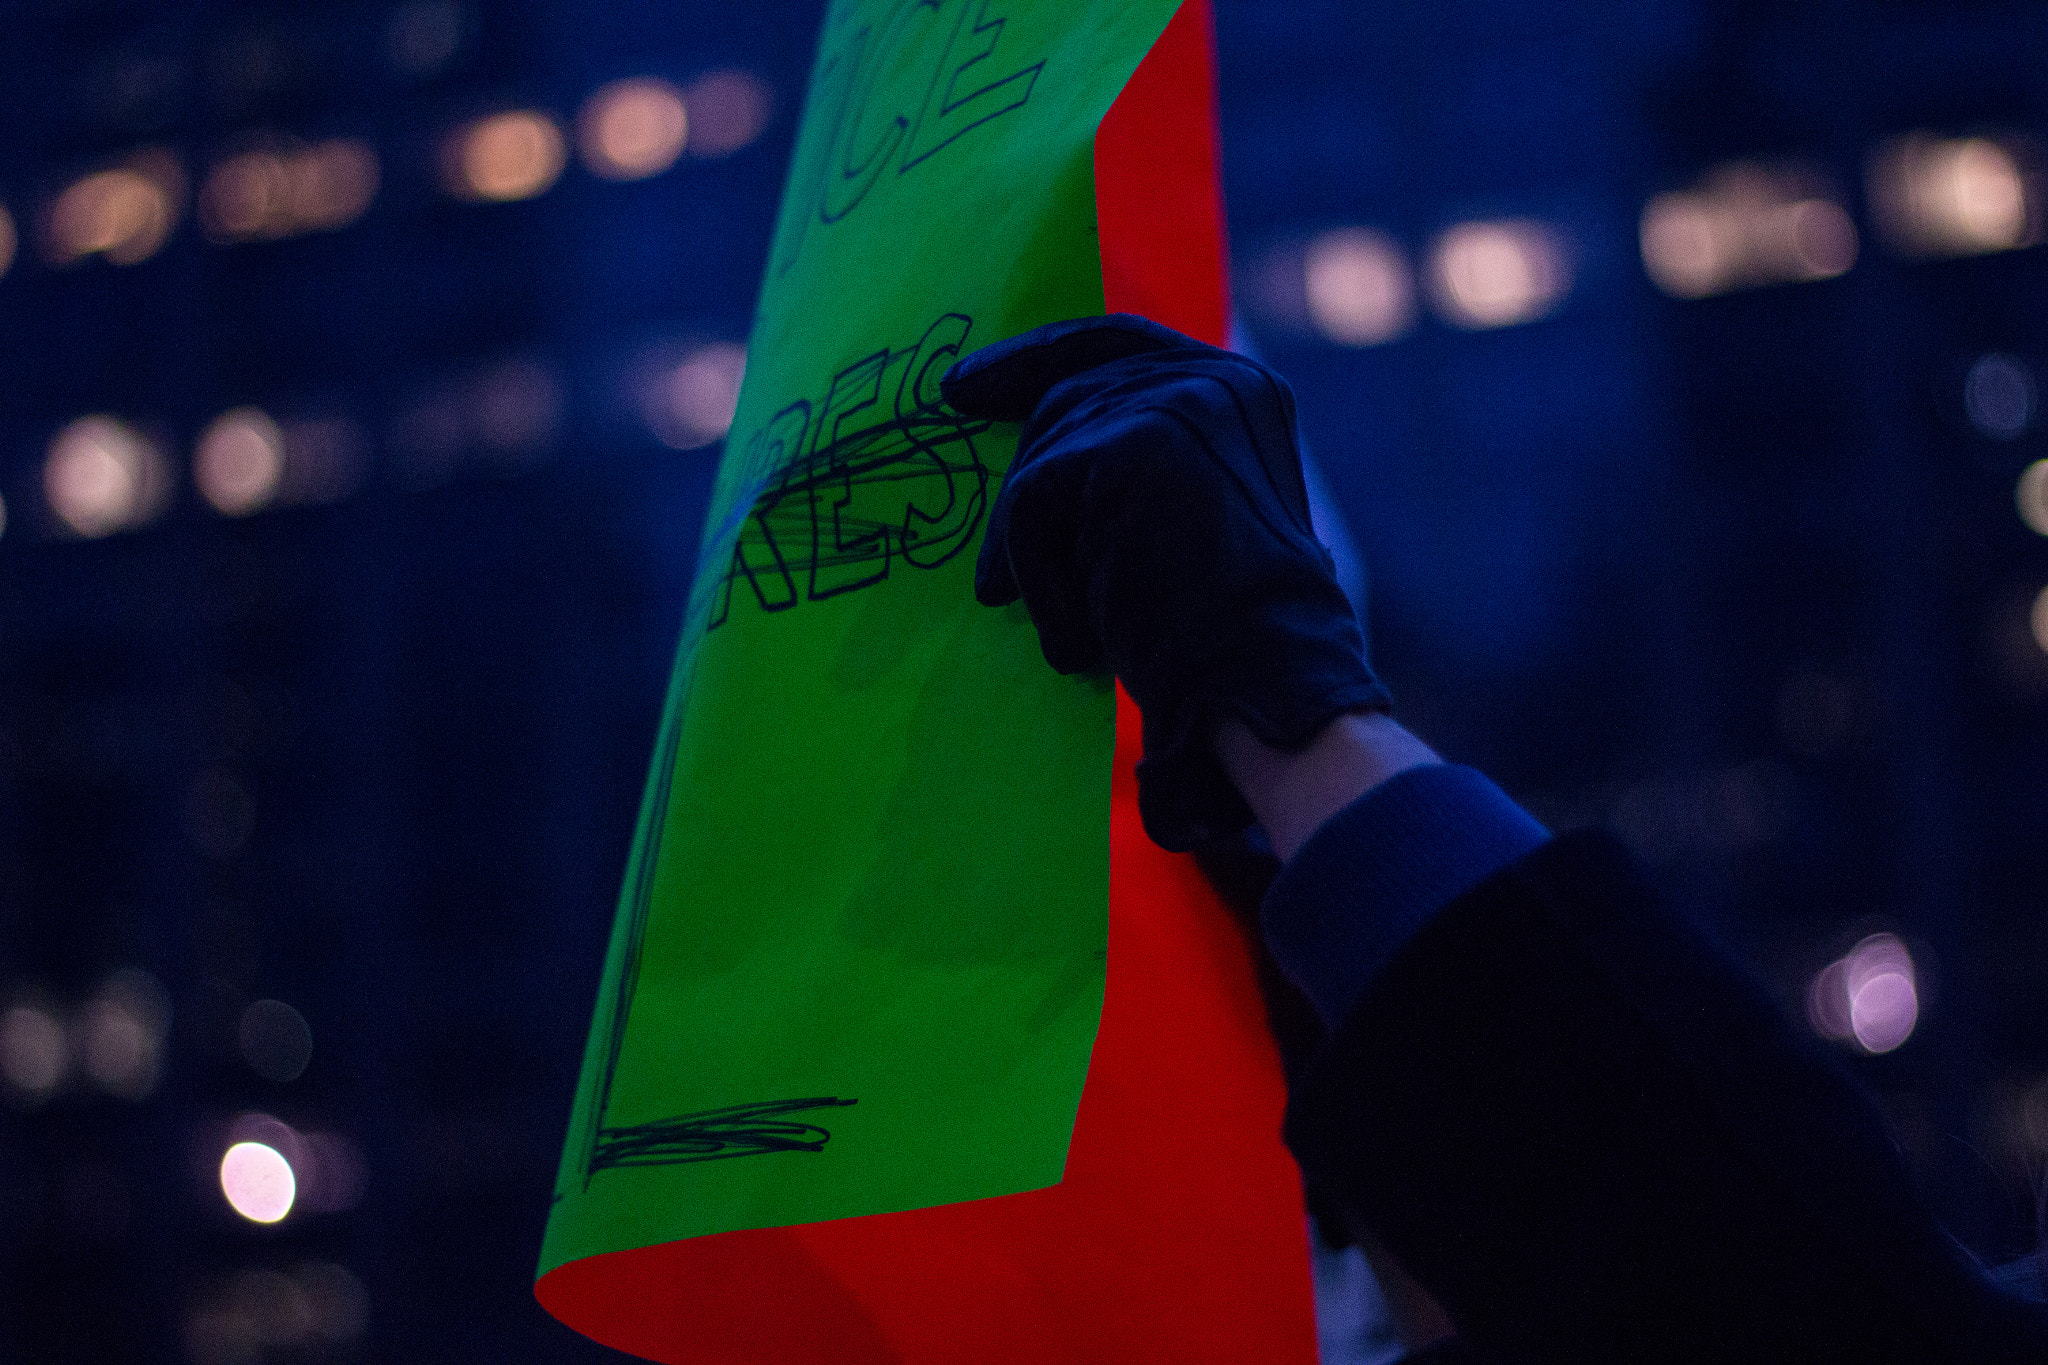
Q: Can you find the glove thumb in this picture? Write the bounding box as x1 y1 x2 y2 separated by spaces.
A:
939 313 1213 421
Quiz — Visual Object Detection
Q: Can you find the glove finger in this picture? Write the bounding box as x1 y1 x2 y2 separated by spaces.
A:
998 462 1105 675
972 415 1044 606
940 313 1215 422
973 481 1020 606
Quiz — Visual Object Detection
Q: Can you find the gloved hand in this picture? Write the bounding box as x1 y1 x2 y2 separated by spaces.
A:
941 313 1390 851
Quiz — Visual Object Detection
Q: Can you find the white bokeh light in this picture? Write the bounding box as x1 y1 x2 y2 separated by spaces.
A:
642 343 746 449
1303 228 1413 346
1965 354 2036 441
221 1141 296 1224
1427 219 1571 329
447 111 566 203
1642 163 1857 299
200 140 378 244
44 415 171 538
1869 133 2034 258
2020 461 2048 537
46 155 183 266
1808 933 1919 1055
196 408 287 515
579 78 689 181
682 70 772 158
1 1004 68 1097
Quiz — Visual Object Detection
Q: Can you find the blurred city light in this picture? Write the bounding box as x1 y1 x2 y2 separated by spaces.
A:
200 140 379 243
79 969 170 1100
221 1141 296 1223
279 416 370 505
1 1003 68 1101
472 357 564 457
295 1132 369 1214
238 999 313 1083
217 1114 364 1218
197 409 368 513
579 78 689 181
1303 228 1413 346
1426 219 1570 329
1965 353 2036 440
1808 933 1919 1054
196 408 286 515
640 343 747 449
186 1262 368 1364
2018 460 2048 536
1868 133 2036 259
446 110 565 202
386 0 465 79
683 70 773 158
44 415 173 538
0 203 16 278
46 153 184 266
1985 585 2048 699
1640 163 1857 298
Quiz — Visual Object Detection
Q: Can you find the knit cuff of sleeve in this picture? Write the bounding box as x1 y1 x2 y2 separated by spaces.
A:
1259 762 1551 1029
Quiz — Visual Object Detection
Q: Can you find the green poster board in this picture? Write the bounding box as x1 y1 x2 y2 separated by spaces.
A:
541 0 1184 1277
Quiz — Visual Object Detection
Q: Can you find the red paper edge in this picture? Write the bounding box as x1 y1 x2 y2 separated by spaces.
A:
536 6 1316 1360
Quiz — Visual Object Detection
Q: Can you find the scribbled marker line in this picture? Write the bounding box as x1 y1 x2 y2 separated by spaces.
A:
590 1097 858 1173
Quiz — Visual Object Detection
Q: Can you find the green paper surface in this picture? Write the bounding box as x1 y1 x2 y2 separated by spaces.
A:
541 0 1182 1276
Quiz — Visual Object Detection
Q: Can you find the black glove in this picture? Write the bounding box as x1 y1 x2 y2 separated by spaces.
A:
941 313 1389 851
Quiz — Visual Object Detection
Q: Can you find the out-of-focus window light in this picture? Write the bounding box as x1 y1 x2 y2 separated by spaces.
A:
1868 133 2036 259
1 1003 68 1100
641 343 747 449
0 204 16 278
1986 586 2048 700
197 408 366 514
472 357 563 457
221 1141 295 1223
1426 219 1571 329
200 140 378 243
44 415 172 538
2017 460 2048 537
683 70 773 158
187 1261 369 1362
1303 228 1413 346
239 999 313 1083
1965 353 2036 440
1641 163 1857 299
196 408 286 515
445 110 566 203
45 153 185 266
295 1132 369 1214
579 78 689 181
78 969 170 1101
386 0 465 79
280 416 370 504
1807 933 1919 1054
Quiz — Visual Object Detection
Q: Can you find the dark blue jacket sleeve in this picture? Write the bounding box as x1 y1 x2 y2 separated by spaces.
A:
1266 798 2048 1364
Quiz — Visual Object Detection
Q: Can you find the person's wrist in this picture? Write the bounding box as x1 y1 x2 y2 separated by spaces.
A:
1213 710 1439 862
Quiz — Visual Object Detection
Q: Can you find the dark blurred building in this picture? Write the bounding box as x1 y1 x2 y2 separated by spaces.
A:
1 2 2044 1361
